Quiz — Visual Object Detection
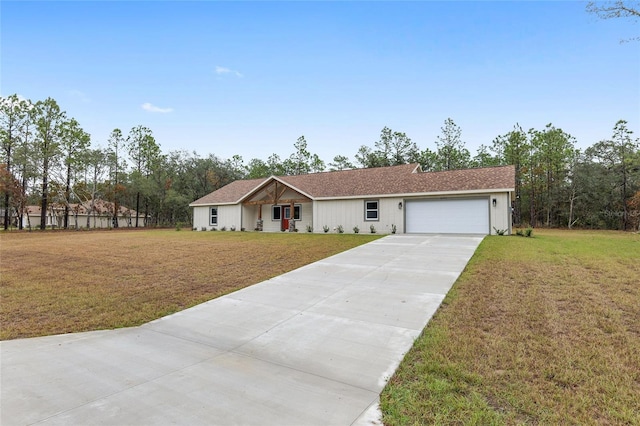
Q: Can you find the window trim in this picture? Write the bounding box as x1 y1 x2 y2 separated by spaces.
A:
272 205 281 221
210 207 218 226
272 204 302 221
364 200 379 221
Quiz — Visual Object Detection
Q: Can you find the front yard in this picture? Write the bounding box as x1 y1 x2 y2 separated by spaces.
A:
3 228 638 423
0 229 379 340
381 230 640 424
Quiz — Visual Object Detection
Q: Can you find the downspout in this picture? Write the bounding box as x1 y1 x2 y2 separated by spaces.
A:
508 192 513 235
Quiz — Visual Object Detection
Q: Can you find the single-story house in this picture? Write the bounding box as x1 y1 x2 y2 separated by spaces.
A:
19 200 147 229
190 163 516 235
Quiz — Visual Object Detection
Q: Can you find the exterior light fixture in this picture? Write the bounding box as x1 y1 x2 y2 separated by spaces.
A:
492 198 497 207
398 202 403 210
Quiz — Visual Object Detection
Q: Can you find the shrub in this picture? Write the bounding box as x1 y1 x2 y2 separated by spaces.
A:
323 225 329 233
200 226 207 231
230 226 236 231
306 224 313 233
516 229 524 236
353 226 359 234
525 227 533 237
493 227 507 236
337 225 344 234
220 226 226 231
370 224 376 234
391 224 397 234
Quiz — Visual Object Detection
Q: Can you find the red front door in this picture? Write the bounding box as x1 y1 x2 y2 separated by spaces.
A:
281 206 290 231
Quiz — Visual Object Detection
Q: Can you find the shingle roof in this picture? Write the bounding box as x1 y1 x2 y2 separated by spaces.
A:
190 164 515 205
190 178 268 205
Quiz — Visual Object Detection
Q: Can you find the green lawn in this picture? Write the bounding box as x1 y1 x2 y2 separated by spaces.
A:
381 230 640 425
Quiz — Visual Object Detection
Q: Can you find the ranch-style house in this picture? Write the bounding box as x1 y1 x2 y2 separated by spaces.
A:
190 163 516 235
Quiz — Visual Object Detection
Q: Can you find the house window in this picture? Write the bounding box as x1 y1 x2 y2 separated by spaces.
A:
210 207 218 225
365 200 379 221
272 205 302 221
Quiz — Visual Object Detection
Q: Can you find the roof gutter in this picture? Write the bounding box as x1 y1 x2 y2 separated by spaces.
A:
312 187 516 201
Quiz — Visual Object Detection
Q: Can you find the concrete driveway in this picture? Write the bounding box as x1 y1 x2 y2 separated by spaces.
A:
1 234 483 426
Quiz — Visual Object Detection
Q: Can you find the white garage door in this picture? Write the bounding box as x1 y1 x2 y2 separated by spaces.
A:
405 198 489 234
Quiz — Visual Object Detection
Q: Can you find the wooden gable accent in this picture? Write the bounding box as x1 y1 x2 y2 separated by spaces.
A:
242 179 311 206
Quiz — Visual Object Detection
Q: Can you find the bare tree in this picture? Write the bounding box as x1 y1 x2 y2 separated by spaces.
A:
587 1 640 19
587 1 639 41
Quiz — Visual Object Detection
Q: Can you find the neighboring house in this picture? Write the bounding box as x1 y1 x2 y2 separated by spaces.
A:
190 163 516 235
20 200 147 229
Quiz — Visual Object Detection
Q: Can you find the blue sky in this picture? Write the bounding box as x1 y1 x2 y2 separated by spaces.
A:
2 1 638 165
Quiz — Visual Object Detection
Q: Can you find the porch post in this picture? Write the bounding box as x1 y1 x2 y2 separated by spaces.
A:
289 201 295 232
257 204 263 231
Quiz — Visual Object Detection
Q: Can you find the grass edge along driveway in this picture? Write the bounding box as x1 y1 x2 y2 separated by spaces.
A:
0 230 380 340
381 229 640 425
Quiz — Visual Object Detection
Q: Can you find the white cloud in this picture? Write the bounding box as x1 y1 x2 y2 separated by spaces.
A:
215 65 243 78
141 102 173 113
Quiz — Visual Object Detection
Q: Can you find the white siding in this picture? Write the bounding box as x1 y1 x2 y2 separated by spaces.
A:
314 197 404 234
192 191 512 234
193 205 241 230
263 202 312 232
489 192 511 235
242 206 259 231
263 205 281 232
195 203 314 232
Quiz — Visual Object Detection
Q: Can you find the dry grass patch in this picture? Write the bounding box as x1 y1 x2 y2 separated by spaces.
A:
381 229 640 425
0 229 380 340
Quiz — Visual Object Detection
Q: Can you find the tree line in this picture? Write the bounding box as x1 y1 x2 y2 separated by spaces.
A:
1 94 639 231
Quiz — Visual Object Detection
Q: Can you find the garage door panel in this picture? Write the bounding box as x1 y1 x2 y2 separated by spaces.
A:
406 198 489 234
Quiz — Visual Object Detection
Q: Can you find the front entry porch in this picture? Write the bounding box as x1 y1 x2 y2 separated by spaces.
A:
241 179 312 232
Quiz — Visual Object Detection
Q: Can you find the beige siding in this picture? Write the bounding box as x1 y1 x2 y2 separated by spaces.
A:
193 205 240 230
489 192 512 235
293 202 312 232
216 205 241 230
192 206 210 230
242 206 259 231
195 203 313 232
192 191 511 234
262 205 281 232
314 197 404 234
262 202 313 232
312 192 511 235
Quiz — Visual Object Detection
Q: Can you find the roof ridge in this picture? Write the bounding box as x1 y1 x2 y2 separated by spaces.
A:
191 163 515 205
275 162 418 179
